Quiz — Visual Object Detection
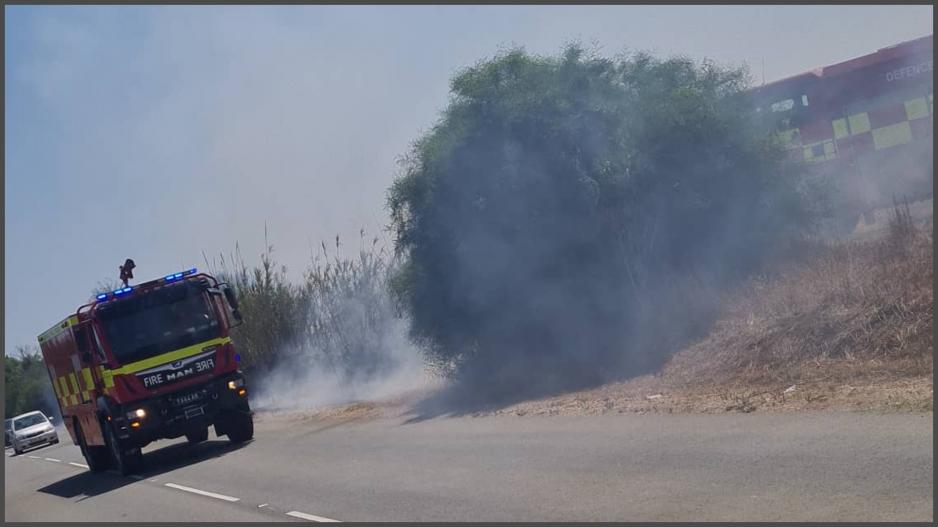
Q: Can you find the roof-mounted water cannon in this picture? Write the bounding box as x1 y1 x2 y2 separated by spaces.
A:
119 259 136 288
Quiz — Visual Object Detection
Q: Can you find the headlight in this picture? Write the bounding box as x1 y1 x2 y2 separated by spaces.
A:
125 408 146 420
227 379 245 390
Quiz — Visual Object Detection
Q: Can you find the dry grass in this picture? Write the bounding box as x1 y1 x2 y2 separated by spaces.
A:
664 201 932 389
480 200 934 416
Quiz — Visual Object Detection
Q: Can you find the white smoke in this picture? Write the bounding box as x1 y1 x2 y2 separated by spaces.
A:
251 317 430 411
244 246 433 412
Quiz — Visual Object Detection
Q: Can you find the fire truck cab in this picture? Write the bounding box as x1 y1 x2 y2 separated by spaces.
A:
37 268 253 475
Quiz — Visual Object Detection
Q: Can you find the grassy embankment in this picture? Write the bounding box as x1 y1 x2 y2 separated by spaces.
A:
485 199 933 415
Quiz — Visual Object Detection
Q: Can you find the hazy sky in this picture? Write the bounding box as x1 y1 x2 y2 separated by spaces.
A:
5 5 933 352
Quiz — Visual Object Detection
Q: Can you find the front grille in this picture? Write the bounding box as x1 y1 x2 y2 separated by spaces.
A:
25 430 44 439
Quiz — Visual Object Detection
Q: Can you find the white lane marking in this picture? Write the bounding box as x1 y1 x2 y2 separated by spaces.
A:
286 511 341 522
258 503 269 508
69 462 89 469
45 458 62 463
27 455 40 459
164 483 239 502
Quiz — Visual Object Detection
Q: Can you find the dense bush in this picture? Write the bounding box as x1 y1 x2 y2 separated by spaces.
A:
210 239 308 376
388 45 809 395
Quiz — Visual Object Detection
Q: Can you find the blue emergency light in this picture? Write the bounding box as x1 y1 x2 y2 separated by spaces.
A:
164 268 197 283
96 268 197 303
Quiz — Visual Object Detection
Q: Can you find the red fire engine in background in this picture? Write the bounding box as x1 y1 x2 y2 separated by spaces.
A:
750 34 933 230
38 268 253 475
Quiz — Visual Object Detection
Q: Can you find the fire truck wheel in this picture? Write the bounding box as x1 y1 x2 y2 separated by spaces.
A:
186 427 209 444
76 421 109 473
105 422 143 476
224 412 254 444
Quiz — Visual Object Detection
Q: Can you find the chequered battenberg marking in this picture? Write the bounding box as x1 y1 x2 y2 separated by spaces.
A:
776 93 933 163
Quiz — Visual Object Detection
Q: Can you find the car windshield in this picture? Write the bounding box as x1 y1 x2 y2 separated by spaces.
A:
13 413 47 430
97 281 220 365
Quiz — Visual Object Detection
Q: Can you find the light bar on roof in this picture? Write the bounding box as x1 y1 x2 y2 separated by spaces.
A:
95 268 199 303
164 268 197 283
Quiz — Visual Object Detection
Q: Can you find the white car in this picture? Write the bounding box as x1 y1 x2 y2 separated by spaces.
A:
10 411 58 455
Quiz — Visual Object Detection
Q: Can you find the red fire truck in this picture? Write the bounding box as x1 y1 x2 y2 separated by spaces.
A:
37 268 253 475
750 34 933 230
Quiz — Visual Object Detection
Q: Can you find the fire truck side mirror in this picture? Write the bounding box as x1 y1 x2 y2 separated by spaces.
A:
221 285 243 325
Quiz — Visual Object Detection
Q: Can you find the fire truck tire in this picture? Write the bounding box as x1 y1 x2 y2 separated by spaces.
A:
76 421 110 473
186 427 209 444
105 422 143 476
224 412 254 444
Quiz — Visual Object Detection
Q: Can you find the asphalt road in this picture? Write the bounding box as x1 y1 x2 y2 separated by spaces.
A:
4 412 933 522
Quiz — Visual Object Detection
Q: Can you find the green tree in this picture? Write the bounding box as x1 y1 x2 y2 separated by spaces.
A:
388 45 808 396
4 346 59 419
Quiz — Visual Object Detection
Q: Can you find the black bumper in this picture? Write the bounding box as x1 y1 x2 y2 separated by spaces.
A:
113 371 251 446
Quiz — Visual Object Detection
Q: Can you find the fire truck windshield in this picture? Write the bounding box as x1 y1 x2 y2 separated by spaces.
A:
97 281 220 365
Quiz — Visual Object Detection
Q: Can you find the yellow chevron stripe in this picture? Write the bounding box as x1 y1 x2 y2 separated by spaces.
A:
848 112 871 135
102 337 231 380
68 373 80 395
58 376 70 396
832 118 849 140
905 97 929 120
81 367 94 391
872 121 912 150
